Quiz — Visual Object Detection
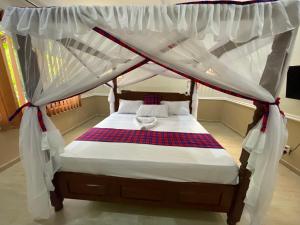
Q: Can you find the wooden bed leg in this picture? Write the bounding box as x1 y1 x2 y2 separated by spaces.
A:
226 220 237 225
50 190 64 211
226 165 251 225
50 173 64 211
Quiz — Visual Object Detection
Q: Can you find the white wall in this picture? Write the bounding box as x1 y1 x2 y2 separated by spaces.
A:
86 75 189 95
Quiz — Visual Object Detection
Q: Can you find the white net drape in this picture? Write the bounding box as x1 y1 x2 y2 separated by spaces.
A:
14 32 143 218
107 64 193 116
2 1 300 224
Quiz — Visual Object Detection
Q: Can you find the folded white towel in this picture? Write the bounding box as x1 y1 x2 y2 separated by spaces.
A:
135 116 158 130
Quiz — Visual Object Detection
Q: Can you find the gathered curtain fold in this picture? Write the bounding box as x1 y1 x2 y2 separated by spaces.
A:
2 1 300 41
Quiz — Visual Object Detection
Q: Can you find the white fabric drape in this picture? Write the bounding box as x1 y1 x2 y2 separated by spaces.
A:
242 106 288 224
108 81 115 114
2 2 300 224
192 83 198 118
13 33 146 218
20 107 64 218
100 22 295 225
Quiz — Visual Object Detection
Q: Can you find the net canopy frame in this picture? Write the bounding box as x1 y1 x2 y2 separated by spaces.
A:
1 0 300 224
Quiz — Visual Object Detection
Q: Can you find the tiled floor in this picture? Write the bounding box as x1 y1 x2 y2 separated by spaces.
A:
0 117 299 225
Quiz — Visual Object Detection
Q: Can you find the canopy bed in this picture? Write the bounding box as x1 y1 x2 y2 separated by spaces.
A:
53 89 240 222
1 1 300 225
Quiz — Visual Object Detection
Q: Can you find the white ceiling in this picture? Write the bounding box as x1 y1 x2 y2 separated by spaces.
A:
0 0 185 8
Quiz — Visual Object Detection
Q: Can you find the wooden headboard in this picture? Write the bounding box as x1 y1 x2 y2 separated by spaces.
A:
115 90 193 113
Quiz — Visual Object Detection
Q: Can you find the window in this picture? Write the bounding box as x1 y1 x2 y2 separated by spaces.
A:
0 30 82 129
0 31 24 129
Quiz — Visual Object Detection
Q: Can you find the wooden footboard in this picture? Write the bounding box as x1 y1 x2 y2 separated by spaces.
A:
50 88 250 225
51 171 237 212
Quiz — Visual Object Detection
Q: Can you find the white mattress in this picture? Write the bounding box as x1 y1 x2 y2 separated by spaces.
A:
60 113 239 184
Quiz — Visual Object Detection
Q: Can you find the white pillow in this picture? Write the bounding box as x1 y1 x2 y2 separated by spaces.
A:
137 104 168 118
161 101 190 115
118 99 143 114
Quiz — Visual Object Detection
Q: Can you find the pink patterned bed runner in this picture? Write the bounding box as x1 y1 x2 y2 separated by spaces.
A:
76 128 223 149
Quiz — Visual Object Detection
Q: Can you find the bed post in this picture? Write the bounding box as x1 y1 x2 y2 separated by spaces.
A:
227 30 294 225
0 10 3 21
50 173 64 211
189 80 195 113
113 78 118 111
226 104 263 225
50 190 64 211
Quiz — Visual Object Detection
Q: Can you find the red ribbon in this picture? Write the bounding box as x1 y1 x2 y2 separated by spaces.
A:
9 102 47 132
259 98 284 133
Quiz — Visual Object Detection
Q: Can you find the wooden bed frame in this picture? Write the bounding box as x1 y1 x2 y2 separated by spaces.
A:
51 84 254 225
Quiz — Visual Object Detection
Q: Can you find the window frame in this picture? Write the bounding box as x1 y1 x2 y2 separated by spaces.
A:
0 31 82 129
0 34 22 129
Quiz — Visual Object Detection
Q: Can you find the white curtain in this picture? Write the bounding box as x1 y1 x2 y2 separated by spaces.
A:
192 83 198 118
2 1 300 224
13 33 147 218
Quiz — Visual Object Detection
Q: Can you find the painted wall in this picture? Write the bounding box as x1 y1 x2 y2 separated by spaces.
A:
87 75 189 96
52 96 109 134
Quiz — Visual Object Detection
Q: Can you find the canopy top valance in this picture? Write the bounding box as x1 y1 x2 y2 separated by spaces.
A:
2 0 300 42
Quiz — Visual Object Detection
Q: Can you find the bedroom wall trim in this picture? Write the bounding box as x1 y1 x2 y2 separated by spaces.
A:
0 156 19 172
280 160 300 176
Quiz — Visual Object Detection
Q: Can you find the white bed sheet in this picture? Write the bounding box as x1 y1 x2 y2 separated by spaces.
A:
60 113 239 184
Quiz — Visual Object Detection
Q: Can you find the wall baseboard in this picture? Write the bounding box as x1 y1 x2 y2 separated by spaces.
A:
0 157 20 172
198 119 221 122
280 159 300 176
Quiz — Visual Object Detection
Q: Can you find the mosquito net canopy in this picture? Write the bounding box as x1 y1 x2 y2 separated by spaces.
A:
106 63 198 116
2 1 300 224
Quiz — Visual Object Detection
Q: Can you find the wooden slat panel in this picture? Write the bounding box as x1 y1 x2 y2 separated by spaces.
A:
46 95 82 117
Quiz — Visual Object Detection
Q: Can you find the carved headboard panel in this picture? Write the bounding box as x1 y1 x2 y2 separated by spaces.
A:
115 90 193 113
